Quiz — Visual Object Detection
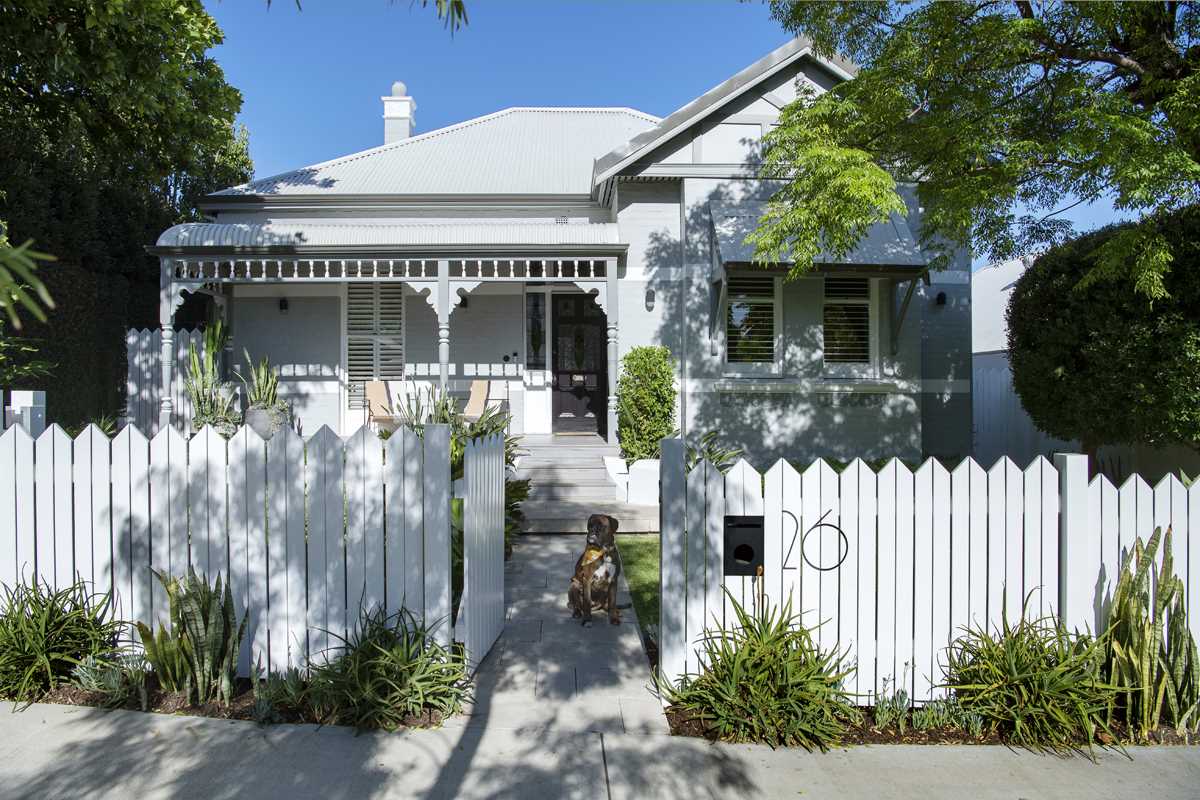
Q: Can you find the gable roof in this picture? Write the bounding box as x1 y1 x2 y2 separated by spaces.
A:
213 107 659 199
591 37 856 187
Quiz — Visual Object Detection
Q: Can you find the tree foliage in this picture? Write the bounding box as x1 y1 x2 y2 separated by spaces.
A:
756 1 1200 296
1007 206 1200 452
0 0 252 419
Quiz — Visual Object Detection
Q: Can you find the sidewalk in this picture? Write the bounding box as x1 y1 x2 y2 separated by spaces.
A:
1 702 1196 799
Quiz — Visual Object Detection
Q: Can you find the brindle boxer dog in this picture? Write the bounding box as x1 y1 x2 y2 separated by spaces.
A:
567 514 621 627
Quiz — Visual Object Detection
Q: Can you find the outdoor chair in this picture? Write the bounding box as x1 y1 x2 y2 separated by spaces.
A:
365 380 401 431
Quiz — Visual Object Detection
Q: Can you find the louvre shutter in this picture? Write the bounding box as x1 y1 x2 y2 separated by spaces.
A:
346 283 405 407
725 275 777 365
823 277 871 364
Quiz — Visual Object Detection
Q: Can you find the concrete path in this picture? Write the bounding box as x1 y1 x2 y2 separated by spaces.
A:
0 535 1196 799
463 533 667 735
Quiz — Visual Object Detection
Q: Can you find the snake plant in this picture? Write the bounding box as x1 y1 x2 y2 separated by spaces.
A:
1105 526 1200 739
140 568 246 706
236 347 280 408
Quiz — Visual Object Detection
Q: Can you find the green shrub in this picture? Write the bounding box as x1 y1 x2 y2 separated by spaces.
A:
250 660 306 726
662 591 860 750
1105 526 1200 739
72 651 149 710
137 568 246 706
305 607 468 731
945 607 1118 756
0 580 124 702
1008 206 1200 452
617 346 676 462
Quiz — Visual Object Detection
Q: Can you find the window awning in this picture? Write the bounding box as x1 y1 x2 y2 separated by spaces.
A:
710 203 927 276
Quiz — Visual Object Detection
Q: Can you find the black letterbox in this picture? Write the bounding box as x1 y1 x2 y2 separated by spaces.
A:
723 515 764 576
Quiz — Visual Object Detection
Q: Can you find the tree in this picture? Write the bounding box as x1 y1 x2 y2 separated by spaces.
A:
754 2 1200 299
1007 206 1200 454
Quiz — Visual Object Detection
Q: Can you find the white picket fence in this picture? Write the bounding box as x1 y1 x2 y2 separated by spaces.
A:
124 328 205 435
658 442 1200 704
0 422 507 675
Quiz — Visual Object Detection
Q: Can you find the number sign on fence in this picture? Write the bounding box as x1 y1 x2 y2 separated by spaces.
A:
0 421 509 676
658 441 1200 705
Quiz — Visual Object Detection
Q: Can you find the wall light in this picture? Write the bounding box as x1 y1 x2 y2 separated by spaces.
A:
279 297 289 314
645 288 656 311
935 291 947 306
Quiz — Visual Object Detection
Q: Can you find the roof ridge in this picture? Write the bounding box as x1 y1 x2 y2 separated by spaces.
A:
224 106 660 195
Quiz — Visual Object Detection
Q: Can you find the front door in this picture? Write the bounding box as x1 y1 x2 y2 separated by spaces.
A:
551 294 607 435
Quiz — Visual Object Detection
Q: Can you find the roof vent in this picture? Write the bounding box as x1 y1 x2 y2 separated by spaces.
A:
382 81 416 144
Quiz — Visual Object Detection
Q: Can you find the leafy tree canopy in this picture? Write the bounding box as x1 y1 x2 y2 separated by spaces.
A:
753 1 1200 298
0 0 252 325
1007 205 1200 452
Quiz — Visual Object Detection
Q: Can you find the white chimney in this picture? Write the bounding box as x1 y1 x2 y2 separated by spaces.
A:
382 81 416 144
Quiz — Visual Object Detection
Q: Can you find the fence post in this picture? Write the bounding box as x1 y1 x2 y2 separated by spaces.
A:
1055 453 1090 632
658 437 686 699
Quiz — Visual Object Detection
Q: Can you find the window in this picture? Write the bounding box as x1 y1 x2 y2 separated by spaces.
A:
725 274 780 374
822 277 874 375
347 282 404 407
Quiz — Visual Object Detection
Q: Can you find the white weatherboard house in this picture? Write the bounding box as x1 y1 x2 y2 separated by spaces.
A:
150 38 972 465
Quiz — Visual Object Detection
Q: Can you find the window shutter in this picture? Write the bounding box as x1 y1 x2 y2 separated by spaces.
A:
823 277 871 365
725 274 777 365
347 283 405 406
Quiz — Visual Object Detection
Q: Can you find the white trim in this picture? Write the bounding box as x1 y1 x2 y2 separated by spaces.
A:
338 283 348 434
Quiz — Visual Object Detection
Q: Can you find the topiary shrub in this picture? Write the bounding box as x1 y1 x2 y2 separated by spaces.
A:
1007 206 1200 454
616 345 676 462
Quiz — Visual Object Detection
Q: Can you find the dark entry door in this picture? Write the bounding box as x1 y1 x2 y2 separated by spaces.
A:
551 294 607 435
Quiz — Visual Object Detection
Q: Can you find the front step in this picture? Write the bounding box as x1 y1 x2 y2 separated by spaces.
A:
521 501 660 534
514 435 652 532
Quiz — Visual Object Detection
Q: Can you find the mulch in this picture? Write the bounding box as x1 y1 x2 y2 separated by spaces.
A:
37 675 445 730
665 705 1199 748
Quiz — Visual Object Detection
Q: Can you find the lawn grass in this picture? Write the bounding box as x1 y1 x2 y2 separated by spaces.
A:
617 533 660 629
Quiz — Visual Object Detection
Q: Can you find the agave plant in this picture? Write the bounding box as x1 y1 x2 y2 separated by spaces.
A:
1105 526 1200 739
139 568 246 706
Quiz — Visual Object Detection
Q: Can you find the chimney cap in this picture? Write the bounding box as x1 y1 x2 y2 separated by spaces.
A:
391 80 408 97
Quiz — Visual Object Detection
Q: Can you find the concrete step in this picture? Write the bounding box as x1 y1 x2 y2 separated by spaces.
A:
519 501 659 533
526 485 619 502
514 469 613 485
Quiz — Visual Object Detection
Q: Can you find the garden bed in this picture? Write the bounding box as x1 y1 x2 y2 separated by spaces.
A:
36 676 448 729
665 705 1198 748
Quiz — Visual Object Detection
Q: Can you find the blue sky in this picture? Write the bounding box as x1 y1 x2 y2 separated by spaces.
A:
202 0 1125 262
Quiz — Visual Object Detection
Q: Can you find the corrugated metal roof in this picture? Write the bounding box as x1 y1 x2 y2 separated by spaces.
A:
156 220 621 248
214 107 658 198
713 203 926 268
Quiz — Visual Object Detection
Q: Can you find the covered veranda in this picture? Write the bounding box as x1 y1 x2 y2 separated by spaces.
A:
149 221 625 442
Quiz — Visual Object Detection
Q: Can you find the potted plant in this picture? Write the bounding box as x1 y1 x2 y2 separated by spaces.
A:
185 322 241 437
237 348 291 439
